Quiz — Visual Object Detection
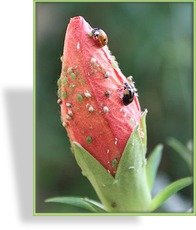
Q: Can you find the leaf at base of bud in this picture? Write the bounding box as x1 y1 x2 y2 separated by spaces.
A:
72 114 151 212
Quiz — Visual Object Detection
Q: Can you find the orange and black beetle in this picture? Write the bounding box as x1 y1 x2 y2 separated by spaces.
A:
92 28 108 47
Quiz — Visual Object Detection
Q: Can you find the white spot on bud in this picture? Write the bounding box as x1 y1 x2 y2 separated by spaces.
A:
66 114 72 121
88 105 94 113
103 106 109 113
90 57 96 64
67 67 72 74
104 72 109 78
114 138 118 145
68 110 73 116
77 42 80 49
127 76 134 82
84 90 91 98
62 122 67 127
57 98 62 104
66 102 72 107
140 130 144 138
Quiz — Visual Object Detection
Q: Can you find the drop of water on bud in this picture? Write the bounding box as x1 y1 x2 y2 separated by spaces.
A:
113 179 118 185
128 166 135 170
140 130 144 138
130 118 135 125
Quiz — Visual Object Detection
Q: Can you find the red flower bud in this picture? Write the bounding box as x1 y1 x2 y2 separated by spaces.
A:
58 16 142 176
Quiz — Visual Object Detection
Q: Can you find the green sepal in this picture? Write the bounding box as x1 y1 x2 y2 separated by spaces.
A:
146 144 163 191
149 177 193 212
45 196 106 213
114 125 151 212
72 121 151 212
140 109 148 153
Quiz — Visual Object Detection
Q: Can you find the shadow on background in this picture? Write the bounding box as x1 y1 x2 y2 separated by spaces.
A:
5 88 139 223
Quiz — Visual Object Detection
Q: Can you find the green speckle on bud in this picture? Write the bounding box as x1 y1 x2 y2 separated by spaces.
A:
57 77 61 87
71 73 76 80
57 77 62 97
57 88 61 98
62 78 67 85
62 91 67 99
86 136 92 144
111 158 118 168
77 94 83 102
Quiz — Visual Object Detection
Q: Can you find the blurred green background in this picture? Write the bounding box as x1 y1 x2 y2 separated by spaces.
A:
35 2 193 213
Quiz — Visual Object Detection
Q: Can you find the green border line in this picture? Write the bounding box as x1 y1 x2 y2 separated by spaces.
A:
33 0 37 216
33 212 195 216
194 0 196 217
33 0 195 3
33 0 195 216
